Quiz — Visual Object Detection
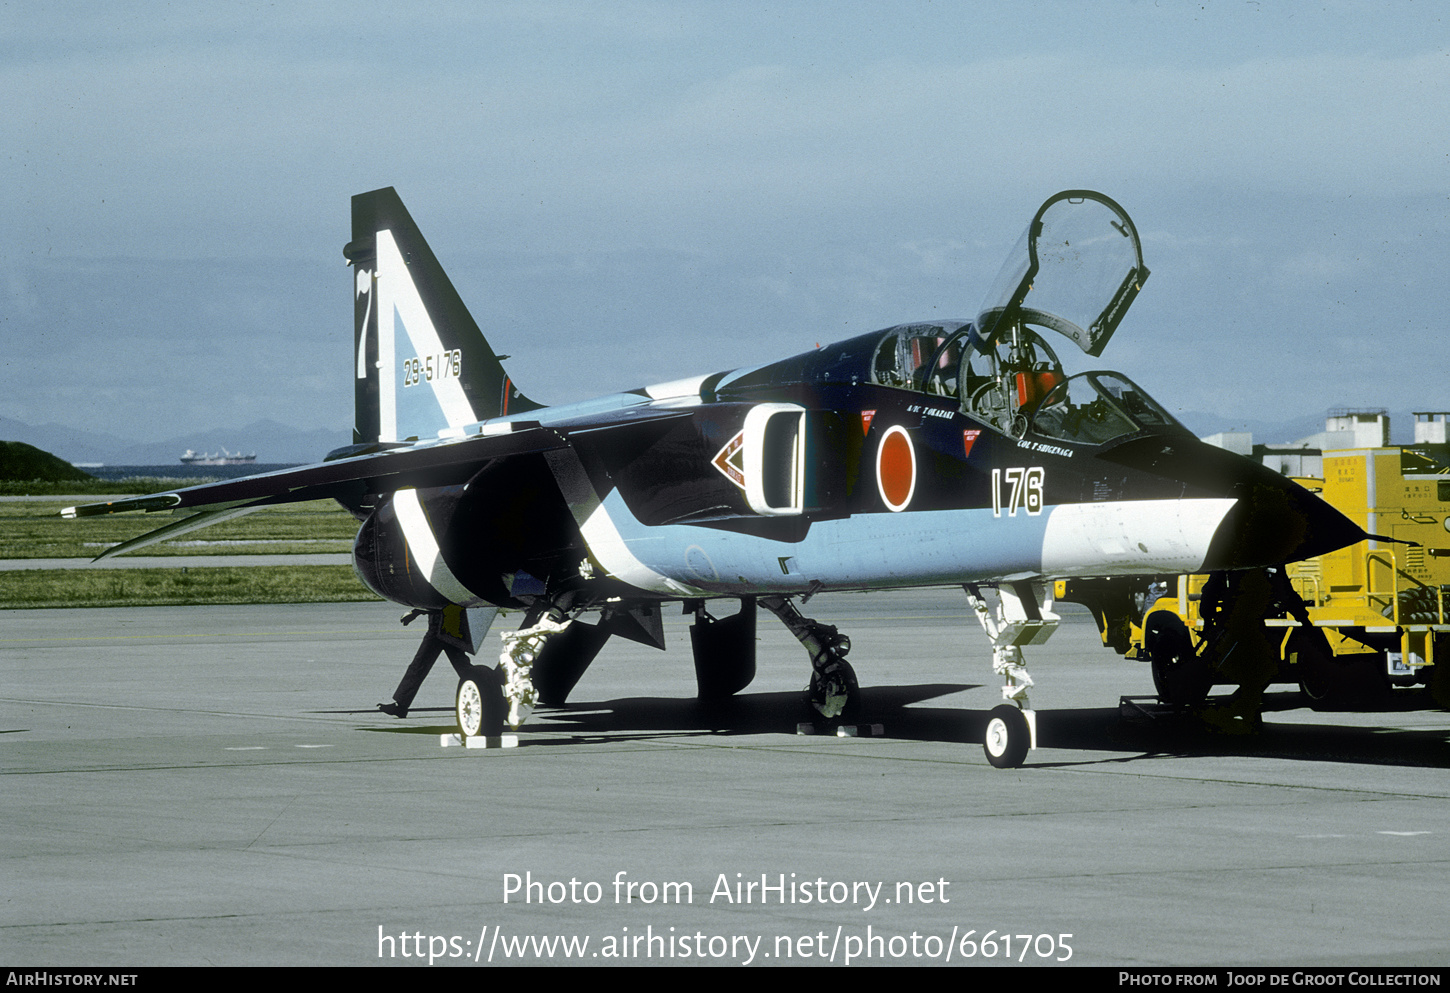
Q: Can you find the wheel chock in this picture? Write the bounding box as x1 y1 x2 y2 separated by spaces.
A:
1118 695 1174 721
440 733 519 749
795 722 885 737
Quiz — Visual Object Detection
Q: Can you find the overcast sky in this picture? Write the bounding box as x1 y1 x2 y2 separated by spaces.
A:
4 1 1447 445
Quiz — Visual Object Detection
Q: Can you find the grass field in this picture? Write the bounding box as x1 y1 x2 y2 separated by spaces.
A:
0 490 377 608
0 497 358 559
0 565 380 609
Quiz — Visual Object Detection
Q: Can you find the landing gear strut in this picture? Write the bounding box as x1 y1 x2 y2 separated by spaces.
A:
760 595 860 721
497 610 574 728
964 582 1058 767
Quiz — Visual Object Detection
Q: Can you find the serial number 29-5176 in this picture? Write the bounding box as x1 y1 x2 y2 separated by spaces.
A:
404 350 462 387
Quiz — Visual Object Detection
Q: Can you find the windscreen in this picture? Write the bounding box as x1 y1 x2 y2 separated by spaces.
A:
1029 371 1181 446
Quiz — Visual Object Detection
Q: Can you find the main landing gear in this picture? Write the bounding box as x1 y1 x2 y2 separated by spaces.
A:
456 664 506 738
383 596 680 738
755 585 1059 766
376 605 511 738
760 595 860 722
964 582 1059 768
488 599 670 728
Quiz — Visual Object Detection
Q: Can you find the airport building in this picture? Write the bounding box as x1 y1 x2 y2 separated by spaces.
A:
1202 408 1450 478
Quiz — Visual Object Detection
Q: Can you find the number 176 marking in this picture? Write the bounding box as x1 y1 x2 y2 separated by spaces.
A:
991 467 1044 518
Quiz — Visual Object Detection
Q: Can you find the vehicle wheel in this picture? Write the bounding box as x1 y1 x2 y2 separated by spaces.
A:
1298 656 1333 709
1429 645 1450 710
1288 627 1335 708
1300 651 1387 711
984 704 1030 768
456 665 504 737
805 657 860 721
1148 619 1210 707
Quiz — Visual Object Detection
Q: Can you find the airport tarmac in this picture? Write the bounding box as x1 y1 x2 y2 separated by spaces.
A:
2 590 1448 967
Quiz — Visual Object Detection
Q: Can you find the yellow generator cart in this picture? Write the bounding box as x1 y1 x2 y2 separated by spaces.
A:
1059 439 1450 710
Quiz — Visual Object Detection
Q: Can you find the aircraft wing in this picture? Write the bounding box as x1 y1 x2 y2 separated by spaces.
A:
63 407 695 560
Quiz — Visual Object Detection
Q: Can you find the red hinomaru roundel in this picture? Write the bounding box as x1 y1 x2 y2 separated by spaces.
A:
875 425 916 512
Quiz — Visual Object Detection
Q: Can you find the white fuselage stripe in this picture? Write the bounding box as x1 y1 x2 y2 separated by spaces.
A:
394 488 483 606
580 491 1237 595
580 501 702 596
377 229 476 440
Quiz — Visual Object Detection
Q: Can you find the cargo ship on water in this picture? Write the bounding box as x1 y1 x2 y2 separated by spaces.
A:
179 448 256 465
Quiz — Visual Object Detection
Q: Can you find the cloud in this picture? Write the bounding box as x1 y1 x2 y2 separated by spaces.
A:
4 4 1448 434
8 21 1446 258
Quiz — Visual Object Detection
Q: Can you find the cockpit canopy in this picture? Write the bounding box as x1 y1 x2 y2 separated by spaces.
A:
860 191 1173 445
858 322 1184 446
976 191 1148 358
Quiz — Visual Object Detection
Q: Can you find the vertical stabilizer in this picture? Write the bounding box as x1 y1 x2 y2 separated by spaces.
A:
344 187 542 444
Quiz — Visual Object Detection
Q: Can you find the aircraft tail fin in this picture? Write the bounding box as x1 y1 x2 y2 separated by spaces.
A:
344 187 542 444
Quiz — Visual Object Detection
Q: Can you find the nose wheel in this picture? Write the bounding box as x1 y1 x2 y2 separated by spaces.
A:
983 704 1031 768
964 583 1053 768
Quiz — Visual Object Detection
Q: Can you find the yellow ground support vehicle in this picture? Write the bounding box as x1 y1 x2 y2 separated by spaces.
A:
1060 429 1450 710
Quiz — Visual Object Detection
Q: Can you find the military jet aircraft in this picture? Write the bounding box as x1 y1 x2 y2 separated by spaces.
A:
65 188 1366 767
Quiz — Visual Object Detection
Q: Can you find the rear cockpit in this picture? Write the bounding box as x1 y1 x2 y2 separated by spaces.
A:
870 321 971 395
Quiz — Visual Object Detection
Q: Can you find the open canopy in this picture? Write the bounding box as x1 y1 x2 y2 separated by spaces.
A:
976 191 1148 358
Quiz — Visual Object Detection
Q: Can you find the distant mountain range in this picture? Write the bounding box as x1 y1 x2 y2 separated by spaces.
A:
0 407 1426 468
0 415 349 466
1175 409 1421 447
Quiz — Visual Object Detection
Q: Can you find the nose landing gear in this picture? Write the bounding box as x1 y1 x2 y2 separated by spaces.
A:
964 582 1059 768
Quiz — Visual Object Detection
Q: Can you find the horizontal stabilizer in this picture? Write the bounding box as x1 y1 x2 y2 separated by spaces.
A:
92 505 268 561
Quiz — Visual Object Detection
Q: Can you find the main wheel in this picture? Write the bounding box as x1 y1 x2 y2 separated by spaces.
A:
805 657 860 721
1147 615 1211 707
983 704 1030 768
456 665 505 738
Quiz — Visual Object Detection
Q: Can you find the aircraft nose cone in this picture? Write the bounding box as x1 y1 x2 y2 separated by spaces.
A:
1203 476 1367 570
1097 433 1367 570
